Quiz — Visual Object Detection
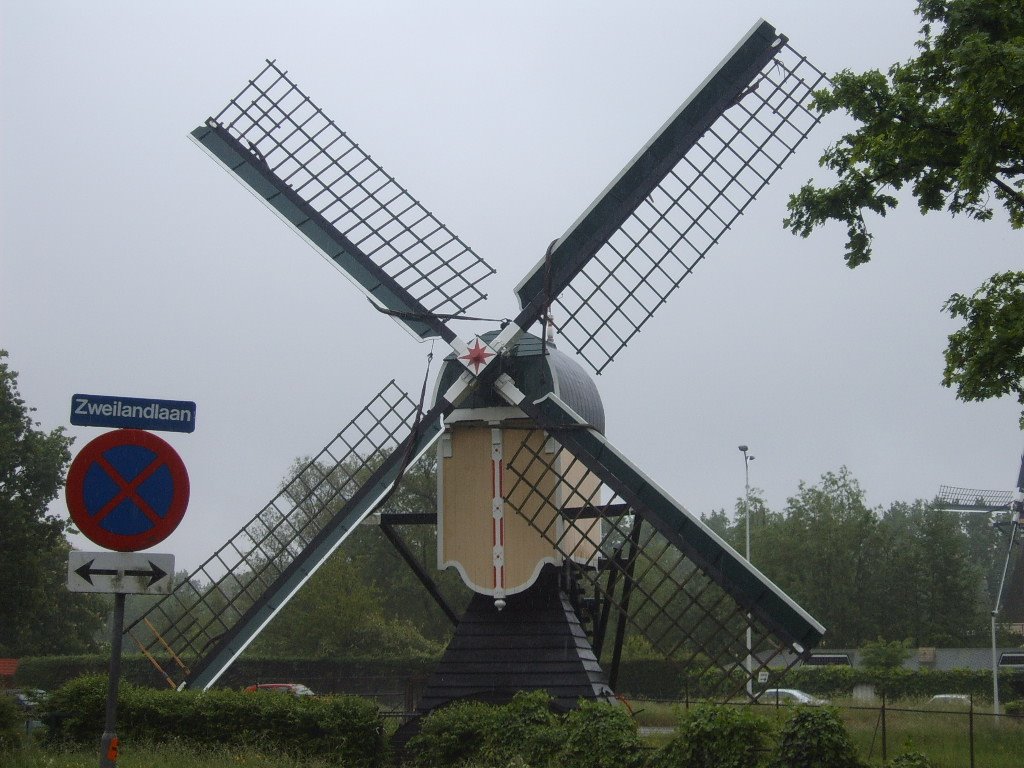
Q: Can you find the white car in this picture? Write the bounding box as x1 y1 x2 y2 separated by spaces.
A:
757 688 828 705
927 694 971 708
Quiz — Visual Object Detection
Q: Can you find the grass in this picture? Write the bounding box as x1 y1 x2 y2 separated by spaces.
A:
3 739 346 768
5 699 1023 767
629 696 1024 768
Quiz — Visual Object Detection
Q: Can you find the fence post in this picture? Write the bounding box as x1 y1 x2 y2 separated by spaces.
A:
880 692 887 764
969 693 975 768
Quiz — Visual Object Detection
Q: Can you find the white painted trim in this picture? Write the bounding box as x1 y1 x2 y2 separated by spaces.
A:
446 406 526 425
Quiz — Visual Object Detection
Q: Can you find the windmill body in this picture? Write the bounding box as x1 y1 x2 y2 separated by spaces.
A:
436 331 604 600
127 18 830 709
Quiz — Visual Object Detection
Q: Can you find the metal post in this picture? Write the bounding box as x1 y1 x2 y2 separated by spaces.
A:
880 692 887 763
739 445 754 698
969 693 975 768
991 519 1018 716
99 593 125 768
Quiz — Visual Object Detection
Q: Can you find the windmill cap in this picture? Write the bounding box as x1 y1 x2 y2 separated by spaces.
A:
434 330 605 433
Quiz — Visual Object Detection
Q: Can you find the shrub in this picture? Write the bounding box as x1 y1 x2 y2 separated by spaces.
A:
860 639 912 673
480 691 562 767
651 703 771 768
1004 699 1024 718
558 699 645 768
404 699 496 766
41 674 387 766
774 707 862 768
405 695 645 768
885 752 934 768
0 694 23 751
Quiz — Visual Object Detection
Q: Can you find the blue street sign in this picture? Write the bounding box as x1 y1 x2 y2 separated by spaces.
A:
71 394 196 433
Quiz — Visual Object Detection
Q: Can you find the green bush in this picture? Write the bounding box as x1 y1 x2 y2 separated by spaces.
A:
41 674 387 766
782 664 1023 701
774 707 862 768
0 694 24 751
404 699 496 766
885 752 934 768
558 699 645 768
480 691 562 767
651 703 771 768
405 695 643 768
1004 699 1024 718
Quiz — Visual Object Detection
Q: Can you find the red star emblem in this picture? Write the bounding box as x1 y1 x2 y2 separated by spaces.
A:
459 339 495 374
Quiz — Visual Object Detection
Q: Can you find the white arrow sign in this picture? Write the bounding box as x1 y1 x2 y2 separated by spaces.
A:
67 551 174 595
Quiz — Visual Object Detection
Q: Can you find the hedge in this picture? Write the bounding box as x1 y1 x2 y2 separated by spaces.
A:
14 654 437 693
15 654 1024 703
42 675 387 766
781 665 1024 701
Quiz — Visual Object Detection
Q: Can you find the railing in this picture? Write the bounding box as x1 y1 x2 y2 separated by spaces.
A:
630 695 1024 768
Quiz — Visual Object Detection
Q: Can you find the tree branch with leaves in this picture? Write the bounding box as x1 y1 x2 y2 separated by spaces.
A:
785 0 1024 424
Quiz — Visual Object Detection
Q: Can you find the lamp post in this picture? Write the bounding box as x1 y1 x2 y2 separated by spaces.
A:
739 445 754 697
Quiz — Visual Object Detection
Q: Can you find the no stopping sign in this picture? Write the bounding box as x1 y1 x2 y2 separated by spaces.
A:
66 429 190 551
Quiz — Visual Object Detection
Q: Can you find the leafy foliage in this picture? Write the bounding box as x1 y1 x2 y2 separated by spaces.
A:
43 674 387 766
0 694 23 751
403 698 502 767
707 468 989 647
774 707 863 768
886 753 935 768
861 639 914 672
405 694 642 768
558 699 645 768
943 271 1024 426
785 0 1024 264
0 351 106 656
784 1 1024 422
480 690 563 767
651 703 771 768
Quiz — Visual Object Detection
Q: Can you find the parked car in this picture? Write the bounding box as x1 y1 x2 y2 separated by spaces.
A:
927 694 972 708
243 683 315 697
756 688 828 705
2 688 47 711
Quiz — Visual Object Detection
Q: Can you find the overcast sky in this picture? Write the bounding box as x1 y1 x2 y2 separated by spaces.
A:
2 1 1021 573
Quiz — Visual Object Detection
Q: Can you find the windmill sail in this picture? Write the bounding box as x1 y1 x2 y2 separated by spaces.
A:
514 20 828 373
523 393 822 645
191 60 494 343
126 381 445 690
504 393 823 696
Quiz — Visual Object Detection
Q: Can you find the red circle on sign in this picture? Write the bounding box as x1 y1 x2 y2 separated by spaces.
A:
66 429 190 551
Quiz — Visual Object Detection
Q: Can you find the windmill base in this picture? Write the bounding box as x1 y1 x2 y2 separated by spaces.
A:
419 566 611 710
394 566 611 751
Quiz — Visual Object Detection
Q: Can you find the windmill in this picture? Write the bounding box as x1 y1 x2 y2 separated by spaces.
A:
126 19 828 710
937 455 1024 713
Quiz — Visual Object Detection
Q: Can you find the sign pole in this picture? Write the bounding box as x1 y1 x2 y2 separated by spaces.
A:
99 592 126 768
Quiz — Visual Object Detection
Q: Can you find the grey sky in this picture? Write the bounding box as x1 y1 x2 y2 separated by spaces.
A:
2 1 1021 572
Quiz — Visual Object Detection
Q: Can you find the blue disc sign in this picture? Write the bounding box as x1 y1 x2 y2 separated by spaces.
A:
66 430 190 551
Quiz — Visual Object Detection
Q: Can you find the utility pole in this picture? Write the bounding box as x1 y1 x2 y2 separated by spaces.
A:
739 445 755 698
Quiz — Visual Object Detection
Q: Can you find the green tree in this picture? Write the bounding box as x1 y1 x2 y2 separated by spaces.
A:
775 468 881 646
943 271 1024 426
868 501 987 645
0 350 105 655
707 470 989 647
860 638 913 672
247 453 467 658
784 0 1024 423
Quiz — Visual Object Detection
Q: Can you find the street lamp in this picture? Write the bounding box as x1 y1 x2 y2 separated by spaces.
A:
739 445 755 697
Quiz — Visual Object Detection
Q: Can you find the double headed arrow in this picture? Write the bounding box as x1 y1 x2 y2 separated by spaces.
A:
68 551 174 595
75 558 168 587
